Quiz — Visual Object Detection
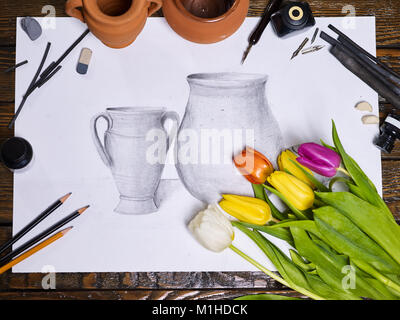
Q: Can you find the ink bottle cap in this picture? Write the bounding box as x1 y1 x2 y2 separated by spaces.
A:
0 137 33 170
375 114 400 154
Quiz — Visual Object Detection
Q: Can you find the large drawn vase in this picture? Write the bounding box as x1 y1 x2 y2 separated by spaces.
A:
176 73 284 203
91 107 179 214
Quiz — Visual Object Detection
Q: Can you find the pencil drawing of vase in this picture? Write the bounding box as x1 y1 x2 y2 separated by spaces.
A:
176 73 284 203
91 107 179 215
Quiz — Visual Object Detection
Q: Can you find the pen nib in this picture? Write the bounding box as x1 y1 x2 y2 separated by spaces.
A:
241 43 253 64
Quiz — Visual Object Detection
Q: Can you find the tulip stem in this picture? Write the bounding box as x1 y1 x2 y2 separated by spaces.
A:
229 244 324 300
229 244 290 286
337 166 350 176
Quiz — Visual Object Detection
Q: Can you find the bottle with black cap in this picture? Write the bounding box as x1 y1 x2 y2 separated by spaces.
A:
0 137 33 172
271 1 315 37
375 114 400 154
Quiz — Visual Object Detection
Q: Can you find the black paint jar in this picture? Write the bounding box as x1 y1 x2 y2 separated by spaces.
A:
375 114 400 154
271 1 315 37
0 137 33 171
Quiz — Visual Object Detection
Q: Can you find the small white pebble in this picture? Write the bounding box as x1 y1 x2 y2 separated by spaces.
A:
362 115 379 124
355 101 373 112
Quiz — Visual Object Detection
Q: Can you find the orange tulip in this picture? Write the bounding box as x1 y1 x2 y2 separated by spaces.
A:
233 147 274 184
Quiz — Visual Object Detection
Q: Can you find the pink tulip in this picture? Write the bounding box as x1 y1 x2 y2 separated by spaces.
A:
296 143 341 177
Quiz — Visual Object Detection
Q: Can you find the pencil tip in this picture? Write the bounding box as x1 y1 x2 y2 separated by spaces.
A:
78 205 90 214
61 226 73 235
60 192 72 203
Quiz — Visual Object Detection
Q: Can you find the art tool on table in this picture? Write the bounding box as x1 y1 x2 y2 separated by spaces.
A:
291 37 309 60
241 0 282 64
301 45 324 55
8 42 52 129
0 227 73 275
0 137 33 172
270 1 315 37
375 114 400 154
40 28 90 80
0 205 89 265
328 24 400 86
20 17 42 41
311 27 319 44
77 48 93 75
320 25 400 110
4 60 28 73
8 28 90 129
0 193 71 256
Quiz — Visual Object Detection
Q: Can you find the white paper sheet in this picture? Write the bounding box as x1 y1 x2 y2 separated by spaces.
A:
13 17 380 272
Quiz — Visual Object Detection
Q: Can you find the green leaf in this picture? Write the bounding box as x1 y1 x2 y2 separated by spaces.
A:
320 139 336 151
290 227 361 299
352 258 400 294
235 294 302 300
234 223 353 300
331 121 394 221
316 192 400 266
263 188 288 221
290 227 392 299
346 183 368 201
290 249 316 272
313 206 400 275
268 220 322 239
289 159 329 192
232 221 295 247
252 183 266 201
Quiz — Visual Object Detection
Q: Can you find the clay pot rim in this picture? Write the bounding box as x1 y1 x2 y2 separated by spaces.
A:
86 0 143 24
175 0 240 23
187 73 268 87
106 107 166 114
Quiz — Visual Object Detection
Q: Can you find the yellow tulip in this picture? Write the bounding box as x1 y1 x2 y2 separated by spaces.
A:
267 171 314 211
278 150 315 188
219 194 271 225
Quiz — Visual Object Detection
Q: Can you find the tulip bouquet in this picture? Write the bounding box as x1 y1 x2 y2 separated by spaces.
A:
189 121 400 300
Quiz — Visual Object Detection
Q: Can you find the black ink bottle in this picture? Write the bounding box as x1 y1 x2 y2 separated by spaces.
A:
375 114 400 154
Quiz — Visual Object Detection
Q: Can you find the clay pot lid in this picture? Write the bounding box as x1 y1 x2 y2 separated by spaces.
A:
85 0 144 24
175 0 240 23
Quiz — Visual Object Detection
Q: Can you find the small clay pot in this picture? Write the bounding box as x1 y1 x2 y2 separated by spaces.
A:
65 0 162 49
162 0 249 44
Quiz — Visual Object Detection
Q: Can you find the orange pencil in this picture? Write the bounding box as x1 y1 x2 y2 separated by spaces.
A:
0 227 73 274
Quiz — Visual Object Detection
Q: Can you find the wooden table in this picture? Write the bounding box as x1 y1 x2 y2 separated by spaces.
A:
0 0 399 300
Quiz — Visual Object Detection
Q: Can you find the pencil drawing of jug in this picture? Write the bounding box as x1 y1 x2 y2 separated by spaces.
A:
176 73 284 203
91 107 179 214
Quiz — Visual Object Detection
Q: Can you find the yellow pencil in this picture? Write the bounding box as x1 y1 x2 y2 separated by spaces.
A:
0 226 73 274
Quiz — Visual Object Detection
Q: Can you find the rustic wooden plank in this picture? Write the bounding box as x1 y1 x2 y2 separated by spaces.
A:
0 0 399 46
0 47 15 103
0 289 304 300
382 160 400 221
0 270 286 290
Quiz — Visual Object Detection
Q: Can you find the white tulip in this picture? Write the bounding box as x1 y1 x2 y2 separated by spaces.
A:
188 204 234 252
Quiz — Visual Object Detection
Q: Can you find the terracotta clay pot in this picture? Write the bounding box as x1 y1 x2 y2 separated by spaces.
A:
65 0 162 48
162 0 249 44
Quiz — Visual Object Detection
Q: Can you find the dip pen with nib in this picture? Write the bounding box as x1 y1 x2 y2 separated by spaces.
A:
241 0 282 64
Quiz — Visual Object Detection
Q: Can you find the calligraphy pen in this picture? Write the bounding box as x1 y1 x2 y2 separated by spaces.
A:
241 0 283 64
